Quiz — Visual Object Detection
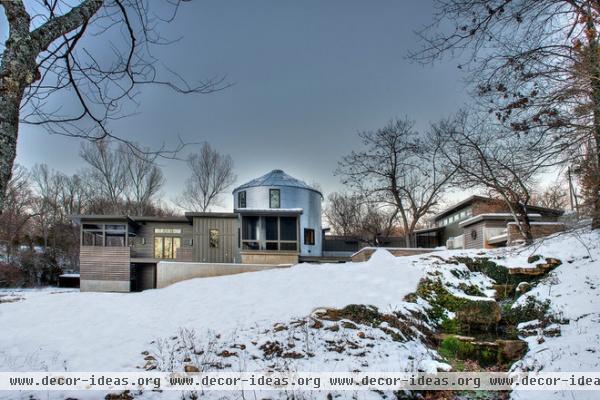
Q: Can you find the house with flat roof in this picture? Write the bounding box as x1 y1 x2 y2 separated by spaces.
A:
414 195 565 249
75 175 567 292
74 169 323 292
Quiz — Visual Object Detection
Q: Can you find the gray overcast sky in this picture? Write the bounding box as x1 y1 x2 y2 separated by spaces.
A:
14 0 470 211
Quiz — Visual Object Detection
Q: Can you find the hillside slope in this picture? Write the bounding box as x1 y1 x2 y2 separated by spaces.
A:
0 228 598 400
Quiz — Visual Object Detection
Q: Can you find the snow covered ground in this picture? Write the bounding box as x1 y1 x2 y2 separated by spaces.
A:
0 250 432 398
1 228 599 400
508 229 600 400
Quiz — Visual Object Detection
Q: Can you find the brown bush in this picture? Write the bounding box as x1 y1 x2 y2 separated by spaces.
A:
0 263 24 288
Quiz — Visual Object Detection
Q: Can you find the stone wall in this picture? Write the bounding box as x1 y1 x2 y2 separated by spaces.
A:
507 222 566 245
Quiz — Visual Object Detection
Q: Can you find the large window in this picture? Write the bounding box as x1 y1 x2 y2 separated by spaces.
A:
269 189 280 208
238 191 246 208
241 215 297 251
105 224 126 247
154 227 182 259
436 207 473 227
154 236 181 259
242 216 259 250
82 223 126 247
265 217 279 250
82 224 104 247
304 228 315 246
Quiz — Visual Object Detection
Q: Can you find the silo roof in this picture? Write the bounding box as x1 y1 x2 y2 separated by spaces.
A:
233 169 322 196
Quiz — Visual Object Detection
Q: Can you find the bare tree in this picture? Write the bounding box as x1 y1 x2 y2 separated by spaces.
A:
0 165 35 261
0 0 229 212
433 112 562 244
179 142 236 212
30 164 63 249
324 192 399 245
413 0 600 228
80 139 127 211
57 173 89 217
121 144 165 216
532 183 570 210
323 192 365 237
337 118 456 247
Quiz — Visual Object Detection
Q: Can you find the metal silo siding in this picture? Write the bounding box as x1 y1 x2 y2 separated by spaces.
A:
233 184 323 257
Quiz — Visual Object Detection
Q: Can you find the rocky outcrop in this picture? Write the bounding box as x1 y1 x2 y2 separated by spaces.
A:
434 334 528 365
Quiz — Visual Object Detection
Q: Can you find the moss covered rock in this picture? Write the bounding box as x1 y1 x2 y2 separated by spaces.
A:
496 339 528 363
455 298 501 332
416 278 501 333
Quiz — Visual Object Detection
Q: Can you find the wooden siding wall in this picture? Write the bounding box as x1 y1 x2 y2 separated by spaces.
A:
192 217 237 263
463 221 485 249
463 220 508 249
80 246 131 281
176 247 193 262
130 221 193 259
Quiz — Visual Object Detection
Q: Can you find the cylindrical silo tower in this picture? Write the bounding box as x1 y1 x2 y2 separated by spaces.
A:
232 169 323 263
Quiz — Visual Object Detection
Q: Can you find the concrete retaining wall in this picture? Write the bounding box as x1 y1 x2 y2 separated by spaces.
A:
351 247 439 262
240 251 298 265
80 279 130 292
156 261 291 288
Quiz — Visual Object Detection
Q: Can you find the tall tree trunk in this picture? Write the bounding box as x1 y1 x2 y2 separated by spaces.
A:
587 15 600 230
589 69 600 230
0 86 23 213
518 204 534 245
0 4 38 213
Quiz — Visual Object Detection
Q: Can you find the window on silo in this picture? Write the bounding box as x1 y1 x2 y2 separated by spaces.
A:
269 189 280 208
238 191 246 208
304 228 315 245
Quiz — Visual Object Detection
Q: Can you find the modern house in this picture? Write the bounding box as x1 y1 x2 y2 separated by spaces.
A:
414 195 565 249
75 174 567 293
74 169 323 292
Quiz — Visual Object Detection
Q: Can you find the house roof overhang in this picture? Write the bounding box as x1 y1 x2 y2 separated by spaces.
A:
459 213 542 228
234 208 304 217
414 226 444 235
184 212 238 219
433 195 488 221
434 195 564 221
70 215 139 227
70 214 193 226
